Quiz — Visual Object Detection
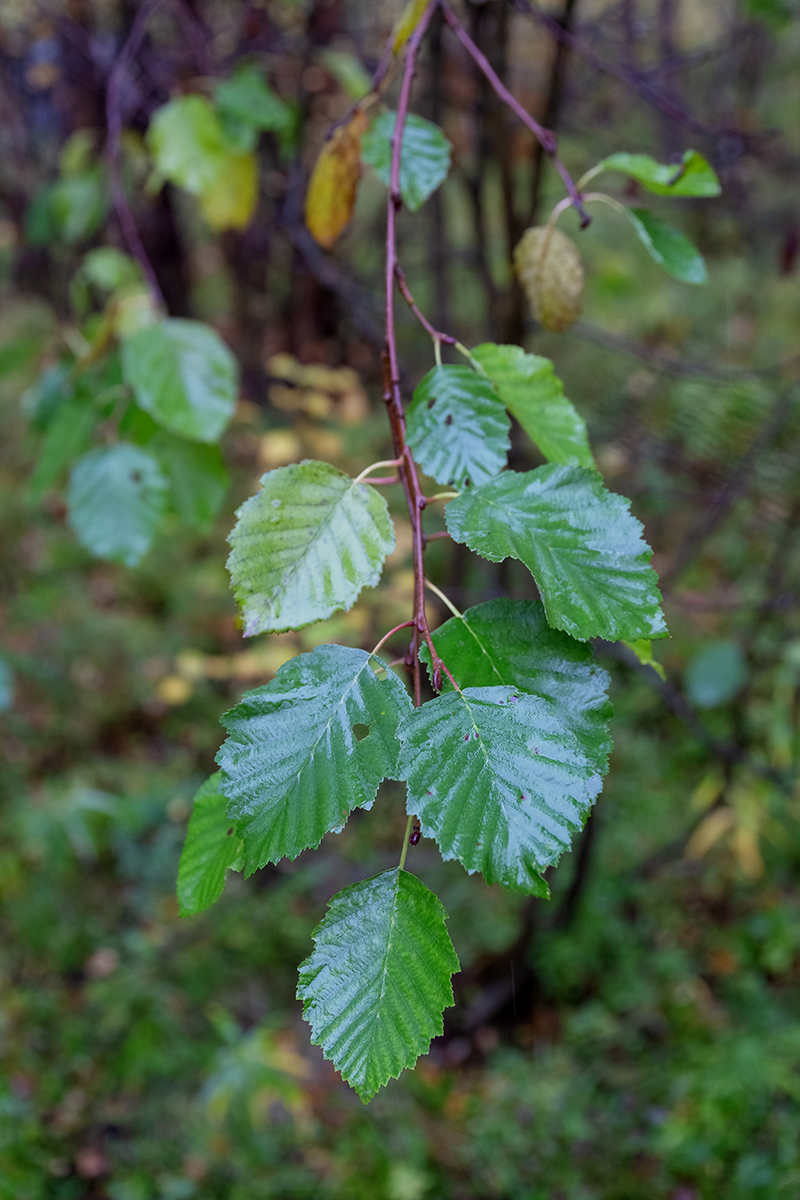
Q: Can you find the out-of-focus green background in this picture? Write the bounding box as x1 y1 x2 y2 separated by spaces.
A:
2 1 800 1196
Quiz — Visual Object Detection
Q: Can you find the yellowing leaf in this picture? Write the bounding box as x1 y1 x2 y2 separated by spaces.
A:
305 111 368 249
514 226 584 332
148 95 259 232
198 149 258 231
685 806 735 859
393 0 430 53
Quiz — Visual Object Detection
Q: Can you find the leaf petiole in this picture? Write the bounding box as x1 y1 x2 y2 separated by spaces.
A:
423 491 460 505
353 458 402 485
370 620 417 661
398 813 414 870
424 577 462 618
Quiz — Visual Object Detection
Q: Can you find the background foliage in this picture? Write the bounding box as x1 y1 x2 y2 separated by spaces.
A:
1 0 800 1195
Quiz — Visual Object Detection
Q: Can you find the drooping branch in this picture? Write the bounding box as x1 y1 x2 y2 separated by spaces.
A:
383 0 450 707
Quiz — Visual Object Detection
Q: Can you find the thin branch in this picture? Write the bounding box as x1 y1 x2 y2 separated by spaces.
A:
382 0 441 710
528 0 580 226
440 1 590 227
395 265 457 346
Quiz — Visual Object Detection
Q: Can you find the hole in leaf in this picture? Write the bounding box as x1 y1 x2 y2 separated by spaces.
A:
427 397 436 409
352 723 370 742
131 471 142 483
445 413 453 426
464 476 471 488
226 827 234 836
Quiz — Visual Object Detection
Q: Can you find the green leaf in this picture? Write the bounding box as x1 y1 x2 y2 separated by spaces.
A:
22 364 74 429
217 645 412 874
471 343 594 468
406 365 510 489
420 598 612 769
148 95 227 194
317 48 373 101
626 209 708 284
297 867 458 1101
361 111 452 211
177 774 244 917
147 94 259 228
684 640 748 709
398 686 605 894
597 149 721 197
150 433 230 531
214 64 295 152
81 247 142 292
66 444 168 566
226 460 395 636
623 638 667 682
26 170 108 247
29 397 98 501
445 465 667 643
122 319 238 443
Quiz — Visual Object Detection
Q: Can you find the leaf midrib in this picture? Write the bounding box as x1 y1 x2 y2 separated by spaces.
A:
269 478 378 609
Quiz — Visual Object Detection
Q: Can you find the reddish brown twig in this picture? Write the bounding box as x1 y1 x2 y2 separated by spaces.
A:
382 0 454 707
395 264 457 346
439 1 590 227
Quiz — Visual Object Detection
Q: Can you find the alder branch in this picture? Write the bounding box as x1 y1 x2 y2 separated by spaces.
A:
382 0 451 706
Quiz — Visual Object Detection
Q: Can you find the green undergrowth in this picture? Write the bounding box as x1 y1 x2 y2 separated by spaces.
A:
2 321 800 1198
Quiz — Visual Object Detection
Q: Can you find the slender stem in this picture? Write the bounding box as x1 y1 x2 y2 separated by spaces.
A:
580 191 631 218
423 491 460 504
546 194 574 231
528 0 580 226
382 0 440 713
396 264 457 347
424 577 463 618
423 529 451 543
371 620 417 660
454 341 486 373
353 458 402 485
365 475 401 486
575 163 605 191
439 1 590 228
398 814 415 870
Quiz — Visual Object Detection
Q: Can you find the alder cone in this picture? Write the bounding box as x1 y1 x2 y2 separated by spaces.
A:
514 226 584 332
305 110 369 249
